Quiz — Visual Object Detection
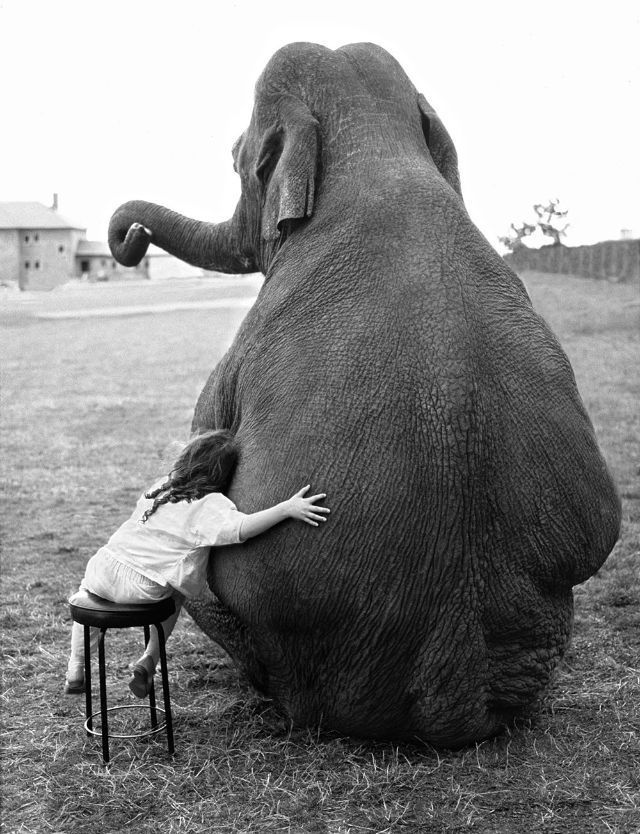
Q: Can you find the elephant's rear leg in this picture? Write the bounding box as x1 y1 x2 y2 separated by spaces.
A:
184 588 267 693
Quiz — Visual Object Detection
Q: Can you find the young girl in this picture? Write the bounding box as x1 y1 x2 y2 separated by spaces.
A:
65 429 330 698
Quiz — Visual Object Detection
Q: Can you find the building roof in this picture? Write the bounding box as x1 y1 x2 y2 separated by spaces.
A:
0 202 85 231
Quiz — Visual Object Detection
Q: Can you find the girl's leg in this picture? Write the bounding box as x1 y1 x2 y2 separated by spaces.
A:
129 592 183 698
140 593 183 667
66 622 89 689
65 577 102 692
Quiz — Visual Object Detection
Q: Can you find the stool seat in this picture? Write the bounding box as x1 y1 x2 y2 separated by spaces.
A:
69 590 175 629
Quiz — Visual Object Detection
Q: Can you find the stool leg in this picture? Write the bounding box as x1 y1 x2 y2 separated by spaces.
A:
83 625 93 736
143 624 158 728
97 628 110 765
155 623 174 755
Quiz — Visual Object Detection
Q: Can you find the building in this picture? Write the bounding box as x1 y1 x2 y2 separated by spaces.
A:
0 198 87 290
73 239 200 282
75 239 149 283
0 196 205 290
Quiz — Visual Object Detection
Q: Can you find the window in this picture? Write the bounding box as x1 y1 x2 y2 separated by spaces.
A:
35 234 39 242
35 261 40 269
25 261 30 269
80 260 90 272
112 260 116 269
24 235 30 243
101 259 106 266
58 245 65 253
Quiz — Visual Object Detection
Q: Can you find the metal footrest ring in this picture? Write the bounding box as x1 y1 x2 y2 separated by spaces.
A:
84 704 167 740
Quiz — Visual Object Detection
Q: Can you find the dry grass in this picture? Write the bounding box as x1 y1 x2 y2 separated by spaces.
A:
1 272 639 833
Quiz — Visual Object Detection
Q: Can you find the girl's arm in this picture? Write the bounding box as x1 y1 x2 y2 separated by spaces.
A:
239 485 330 542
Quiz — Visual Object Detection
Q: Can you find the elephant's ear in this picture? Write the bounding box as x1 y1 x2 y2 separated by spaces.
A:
417 93 463 201
256 95 319 241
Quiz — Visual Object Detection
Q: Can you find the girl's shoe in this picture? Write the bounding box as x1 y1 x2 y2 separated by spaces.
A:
64 677 85 694
128 656 156 698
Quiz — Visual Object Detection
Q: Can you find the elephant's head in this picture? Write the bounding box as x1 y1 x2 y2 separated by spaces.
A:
108 42 462 276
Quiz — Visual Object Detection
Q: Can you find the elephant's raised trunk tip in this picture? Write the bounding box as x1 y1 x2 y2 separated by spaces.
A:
108 207 153 267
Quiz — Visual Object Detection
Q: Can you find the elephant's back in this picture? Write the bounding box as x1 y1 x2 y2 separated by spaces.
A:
209 261 489 727
206 222 620 742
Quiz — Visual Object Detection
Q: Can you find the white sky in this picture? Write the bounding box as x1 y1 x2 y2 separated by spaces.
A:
1 0 638 249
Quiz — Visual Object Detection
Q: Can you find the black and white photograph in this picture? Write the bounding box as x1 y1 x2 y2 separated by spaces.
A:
1 1 638 831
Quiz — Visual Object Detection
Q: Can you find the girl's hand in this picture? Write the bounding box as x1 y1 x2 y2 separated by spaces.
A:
238 486 330 541
286 485 330 526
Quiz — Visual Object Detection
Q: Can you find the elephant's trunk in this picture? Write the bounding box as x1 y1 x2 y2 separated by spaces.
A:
108 200 257 274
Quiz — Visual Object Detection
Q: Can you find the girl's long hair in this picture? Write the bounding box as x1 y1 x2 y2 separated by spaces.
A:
141 429 239 523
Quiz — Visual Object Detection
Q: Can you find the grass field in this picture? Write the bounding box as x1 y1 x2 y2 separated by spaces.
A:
1 271 639 833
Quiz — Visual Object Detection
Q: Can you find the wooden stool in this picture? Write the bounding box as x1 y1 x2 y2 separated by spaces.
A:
68 590 175 764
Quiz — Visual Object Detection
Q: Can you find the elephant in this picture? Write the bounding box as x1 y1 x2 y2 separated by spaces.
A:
108 42 621 746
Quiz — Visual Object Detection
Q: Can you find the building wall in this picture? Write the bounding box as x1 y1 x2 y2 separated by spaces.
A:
18 228 84 290
76 254 149 281
505 239 640 284
0 229 20 285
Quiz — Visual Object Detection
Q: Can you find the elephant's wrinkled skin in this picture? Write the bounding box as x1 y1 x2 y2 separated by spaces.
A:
109 43 620 746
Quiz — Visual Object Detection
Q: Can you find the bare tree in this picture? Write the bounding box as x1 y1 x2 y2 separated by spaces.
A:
500 199 569 251
533 199 570 245
498 221 537 253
